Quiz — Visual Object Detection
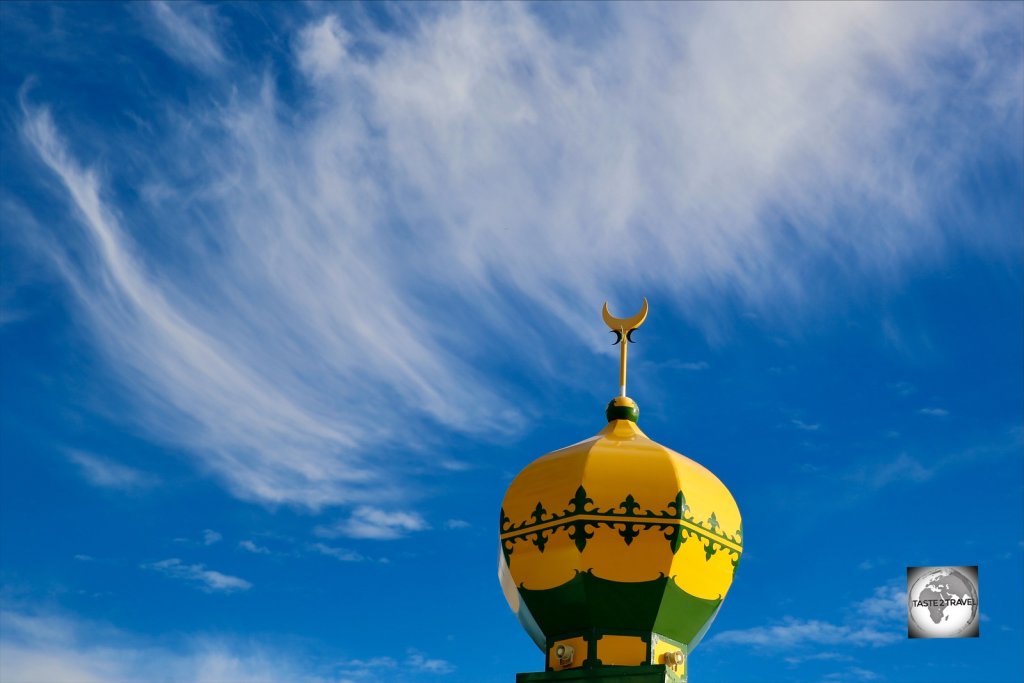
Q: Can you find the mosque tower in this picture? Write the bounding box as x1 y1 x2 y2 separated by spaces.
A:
499 300 743 683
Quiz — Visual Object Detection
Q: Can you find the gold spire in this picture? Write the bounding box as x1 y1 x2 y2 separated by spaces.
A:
601 297 648 398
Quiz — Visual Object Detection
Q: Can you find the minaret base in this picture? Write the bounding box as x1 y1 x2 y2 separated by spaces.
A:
517 665 686 683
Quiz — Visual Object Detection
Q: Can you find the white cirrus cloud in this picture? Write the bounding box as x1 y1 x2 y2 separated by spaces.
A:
65 450 157 491
918 407 950 417
0 607 325 683
143 1 226 74
711 582 905 651
854 584 906 623
790 419 821 432
0 605 457 682
238 540 271 555
309 542 364 563
295 14 350 81
862 452 935 489
143 558 252 594
12 3 1022 510
711 616 897 649
822 668 881 682
338 650 455 678
656 360 710 371
783 651 853 665
316 507 430 540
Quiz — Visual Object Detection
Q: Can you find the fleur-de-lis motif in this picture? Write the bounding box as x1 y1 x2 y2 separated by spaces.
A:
666 491 689 517
617 494 642 544
567 519 596 551
531 502 547 525
664 524 685 553
619 494 641 515
567 486 595 515
534 528 551 552
500 486 740 565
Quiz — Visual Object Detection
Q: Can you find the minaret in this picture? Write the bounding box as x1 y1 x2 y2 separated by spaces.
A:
499 300 743 682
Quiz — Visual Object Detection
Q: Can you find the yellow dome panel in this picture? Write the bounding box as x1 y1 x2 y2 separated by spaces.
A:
501 420 742 597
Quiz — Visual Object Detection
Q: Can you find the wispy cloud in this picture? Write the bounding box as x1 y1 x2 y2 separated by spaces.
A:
295 14 350 82
316 507 429 540
309 543 364 563
823 668 880 682
790 419 821 432
857 452 934 490
783 651 852 666
888 381 916 396
65 450 157 491
794 428 1022 516
17 102 515 510
238 540 271 555
444 519 470 530
144 1 225 74
14 3 1022 510
0 607 326 683
174 530 225 547
143 558 252 593
337 650 455 678
918 407 950 417
853 584 905 623
656 360 710 371
711 617 897 648
1 605 456 682
711 582 905 651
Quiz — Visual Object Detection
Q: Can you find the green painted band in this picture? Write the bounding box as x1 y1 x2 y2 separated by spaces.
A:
517 570 722 650
606 402 639 423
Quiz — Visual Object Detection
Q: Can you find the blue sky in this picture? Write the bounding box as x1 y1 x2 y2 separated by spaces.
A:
1 2 1022 682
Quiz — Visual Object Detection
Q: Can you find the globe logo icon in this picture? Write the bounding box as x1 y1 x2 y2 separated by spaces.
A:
907 566 979 638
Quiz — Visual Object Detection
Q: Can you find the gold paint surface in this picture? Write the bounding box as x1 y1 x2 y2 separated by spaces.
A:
602 299 648 393
597 635 647 666
601 299 649 334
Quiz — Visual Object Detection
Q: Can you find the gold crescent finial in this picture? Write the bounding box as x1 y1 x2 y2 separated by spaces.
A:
601 298 648 398
602 298 649 335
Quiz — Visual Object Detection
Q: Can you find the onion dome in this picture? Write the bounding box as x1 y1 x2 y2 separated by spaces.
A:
498 300 742 682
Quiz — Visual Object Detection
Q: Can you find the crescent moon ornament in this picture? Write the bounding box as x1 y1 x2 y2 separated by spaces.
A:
602 298 648 336
601 298 648 398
